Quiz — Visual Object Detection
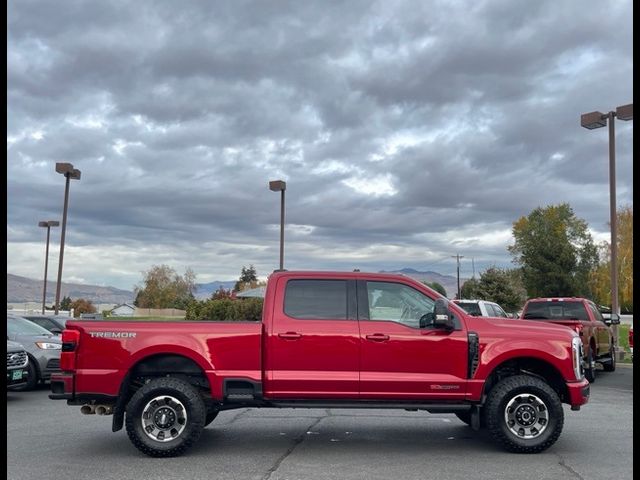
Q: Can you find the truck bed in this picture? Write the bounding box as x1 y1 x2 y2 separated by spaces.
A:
66 320 262 399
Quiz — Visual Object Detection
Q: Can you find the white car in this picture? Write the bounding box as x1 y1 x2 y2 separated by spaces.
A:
453 299 511 318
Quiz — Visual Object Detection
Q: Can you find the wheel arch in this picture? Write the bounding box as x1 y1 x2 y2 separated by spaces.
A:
481 356 569 404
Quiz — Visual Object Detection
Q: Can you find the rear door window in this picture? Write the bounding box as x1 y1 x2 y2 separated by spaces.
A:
284 280 348 320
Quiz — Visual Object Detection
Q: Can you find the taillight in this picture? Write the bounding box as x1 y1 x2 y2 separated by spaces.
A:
60 329 80 371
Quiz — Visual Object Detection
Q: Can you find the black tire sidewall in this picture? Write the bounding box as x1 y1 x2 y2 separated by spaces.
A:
585 348 596 382
486 375 564 452
125 378 206 457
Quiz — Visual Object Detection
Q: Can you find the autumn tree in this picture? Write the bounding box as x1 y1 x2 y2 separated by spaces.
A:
134 265 197 309
211 286 233 300
71 298 97 318
508 204 598 298
589 206 633 313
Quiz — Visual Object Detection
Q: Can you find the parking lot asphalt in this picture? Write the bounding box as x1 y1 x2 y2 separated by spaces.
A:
7 365 633 480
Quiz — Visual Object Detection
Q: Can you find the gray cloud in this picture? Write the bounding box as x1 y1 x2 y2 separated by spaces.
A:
8 0 633 289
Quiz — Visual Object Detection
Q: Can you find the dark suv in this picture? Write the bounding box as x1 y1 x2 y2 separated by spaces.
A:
520 297 618 382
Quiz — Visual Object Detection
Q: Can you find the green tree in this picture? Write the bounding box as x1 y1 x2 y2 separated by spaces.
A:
60 296 72 311
134 265 197 309
460 269 526 312
423 281 447 297
460 278 482 299
234 265 259 292
508 204 598 298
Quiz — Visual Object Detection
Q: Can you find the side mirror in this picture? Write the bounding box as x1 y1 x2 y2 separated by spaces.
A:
434 298 454 330
602 313 620 325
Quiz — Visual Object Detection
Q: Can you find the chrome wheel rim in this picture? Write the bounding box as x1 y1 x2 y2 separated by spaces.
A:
504 393 549 439
141 395 188 442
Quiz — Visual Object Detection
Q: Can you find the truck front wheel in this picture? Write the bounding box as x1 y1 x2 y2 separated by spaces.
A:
484 375 564 453
125 377 206 457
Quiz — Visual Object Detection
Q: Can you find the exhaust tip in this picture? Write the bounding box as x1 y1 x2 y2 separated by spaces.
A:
80 405 96 415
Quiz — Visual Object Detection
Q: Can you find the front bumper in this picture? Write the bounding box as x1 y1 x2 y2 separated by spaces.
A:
567 378 590 410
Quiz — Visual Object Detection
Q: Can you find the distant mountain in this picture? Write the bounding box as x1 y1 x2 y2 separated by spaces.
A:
378 268 468 298
7 273 134 304
194 281 237 299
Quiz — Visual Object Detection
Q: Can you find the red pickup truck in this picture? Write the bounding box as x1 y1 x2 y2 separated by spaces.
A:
50 271 589 457
520 297 618 383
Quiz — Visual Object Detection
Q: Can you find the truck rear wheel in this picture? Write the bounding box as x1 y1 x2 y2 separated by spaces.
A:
484 375 563 453
602 344 616 372
125 377 206 457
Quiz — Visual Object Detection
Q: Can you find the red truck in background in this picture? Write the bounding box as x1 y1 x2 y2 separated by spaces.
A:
520 298 619 383
50 271 589 457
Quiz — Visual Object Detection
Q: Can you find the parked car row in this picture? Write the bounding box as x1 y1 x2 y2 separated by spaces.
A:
6 313 69 391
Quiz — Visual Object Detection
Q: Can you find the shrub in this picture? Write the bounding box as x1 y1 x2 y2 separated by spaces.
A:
185 298 263 321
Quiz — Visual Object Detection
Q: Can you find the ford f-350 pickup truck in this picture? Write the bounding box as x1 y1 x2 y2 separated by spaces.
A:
50 271 589 457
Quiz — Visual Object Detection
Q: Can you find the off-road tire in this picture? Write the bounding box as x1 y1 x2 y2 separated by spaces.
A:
125 377 206 457
584 347 596 383
484 375 564 453
602 343 616 372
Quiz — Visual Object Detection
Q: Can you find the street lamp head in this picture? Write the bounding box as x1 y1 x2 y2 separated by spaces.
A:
616 103 633 121
39 220 60 228
581 111 607 129
55 163 81 179
56 162 74 174
269 180 286 192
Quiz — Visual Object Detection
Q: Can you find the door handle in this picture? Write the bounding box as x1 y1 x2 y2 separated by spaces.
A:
366 334 390 342
278 332 302 340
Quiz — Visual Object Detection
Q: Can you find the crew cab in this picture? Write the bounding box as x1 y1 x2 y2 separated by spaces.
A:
520 297 618 382
50 271 589 457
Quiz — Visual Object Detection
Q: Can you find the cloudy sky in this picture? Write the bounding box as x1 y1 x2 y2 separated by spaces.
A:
8 0 633 291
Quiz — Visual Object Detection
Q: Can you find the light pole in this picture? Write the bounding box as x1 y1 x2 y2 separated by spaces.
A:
269 180 286 271
38 220 60 314
54 163 82 314
451 253 464 299
581 103 633 352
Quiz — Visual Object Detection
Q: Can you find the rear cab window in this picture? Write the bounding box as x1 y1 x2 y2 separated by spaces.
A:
522 301 589 321
455 302 482 316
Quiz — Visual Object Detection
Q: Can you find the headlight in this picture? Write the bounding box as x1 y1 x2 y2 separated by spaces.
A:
572 336 584 380
35 342 62 350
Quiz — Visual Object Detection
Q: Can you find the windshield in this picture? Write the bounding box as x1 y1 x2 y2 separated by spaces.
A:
522 301 588 321
455 302 482 316
7 316 54 336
